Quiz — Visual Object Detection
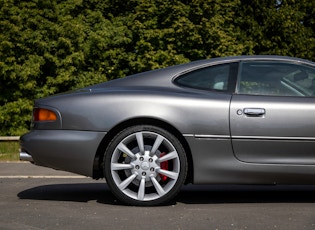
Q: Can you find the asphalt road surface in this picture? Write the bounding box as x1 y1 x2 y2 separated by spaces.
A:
1 162 315 230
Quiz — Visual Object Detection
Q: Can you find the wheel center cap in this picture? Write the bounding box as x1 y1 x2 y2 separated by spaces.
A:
141 162 149 170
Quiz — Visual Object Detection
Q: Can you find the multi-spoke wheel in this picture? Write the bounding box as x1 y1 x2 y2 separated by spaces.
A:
104 125 187 206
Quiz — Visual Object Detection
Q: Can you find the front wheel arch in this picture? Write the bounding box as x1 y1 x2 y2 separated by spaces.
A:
93 118 193 185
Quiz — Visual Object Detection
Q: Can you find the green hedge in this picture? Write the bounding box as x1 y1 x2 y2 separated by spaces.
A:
1 0 315 135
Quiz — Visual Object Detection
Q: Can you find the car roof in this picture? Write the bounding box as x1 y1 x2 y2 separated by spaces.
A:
87 55 314 89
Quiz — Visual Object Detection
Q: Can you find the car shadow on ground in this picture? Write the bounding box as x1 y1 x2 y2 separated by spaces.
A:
18 183 117 205
177 185 315 204
17 183 315 205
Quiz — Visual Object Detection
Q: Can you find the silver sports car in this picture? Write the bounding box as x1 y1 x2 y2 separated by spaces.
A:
20 55 315 205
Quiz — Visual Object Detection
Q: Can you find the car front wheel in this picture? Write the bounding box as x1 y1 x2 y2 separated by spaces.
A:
104 125 187 206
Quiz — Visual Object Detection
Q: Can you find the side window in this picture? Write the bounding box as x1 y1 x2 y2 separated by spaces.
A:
175 64 231 91
238 62 315 97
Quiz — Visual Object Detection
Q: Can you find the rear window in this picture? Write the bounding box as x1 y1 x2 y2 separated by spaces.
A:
175 64 231 91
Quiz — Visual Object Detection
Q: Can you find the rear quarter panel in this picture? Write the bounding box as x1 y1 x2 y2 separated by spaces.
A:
37 89 232 137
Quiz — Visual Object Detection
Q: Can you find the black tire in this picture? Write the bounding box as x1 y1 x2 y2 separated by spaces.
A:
104 125 187 206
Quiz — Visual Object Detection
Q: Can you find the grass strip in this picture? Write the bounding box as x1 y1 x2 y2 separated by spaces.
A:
0 141 19 161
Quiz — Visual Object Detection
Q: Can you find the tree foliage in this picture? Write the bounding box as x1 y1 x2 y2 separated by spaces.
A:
1 0 315 135
236 0 315 58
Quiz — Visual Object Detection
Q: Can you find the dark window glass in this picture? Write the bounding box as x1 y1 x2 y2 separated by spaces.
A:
175 64 230 91
238 62 315 97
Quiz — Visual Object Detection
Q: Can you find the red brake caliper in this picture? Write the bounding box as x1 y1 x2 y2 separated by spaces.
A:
159 152 168 182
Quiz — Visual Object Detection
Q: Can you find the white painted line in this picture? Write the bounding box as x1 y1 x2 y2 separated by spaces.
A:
0 175 87 179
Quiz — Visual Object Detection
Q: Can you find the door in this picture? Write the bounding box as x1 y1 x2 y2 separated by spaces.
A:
230 61 315 164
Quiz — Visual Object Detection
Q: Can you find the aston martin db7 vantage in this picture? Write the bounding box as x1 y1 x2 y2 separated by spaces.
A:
20 55 315 205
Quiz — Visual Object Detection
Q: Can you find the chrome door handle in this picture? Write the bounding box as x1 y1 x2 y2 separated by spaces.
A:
243 108 265 116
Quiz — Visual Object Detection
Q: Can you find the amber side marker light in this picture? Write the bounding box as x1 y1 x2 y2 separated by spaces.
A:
33 108 57 121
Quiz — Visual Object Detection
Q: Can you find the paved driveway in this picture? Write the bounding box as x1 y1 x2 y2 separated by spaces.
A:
1 162 315 230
